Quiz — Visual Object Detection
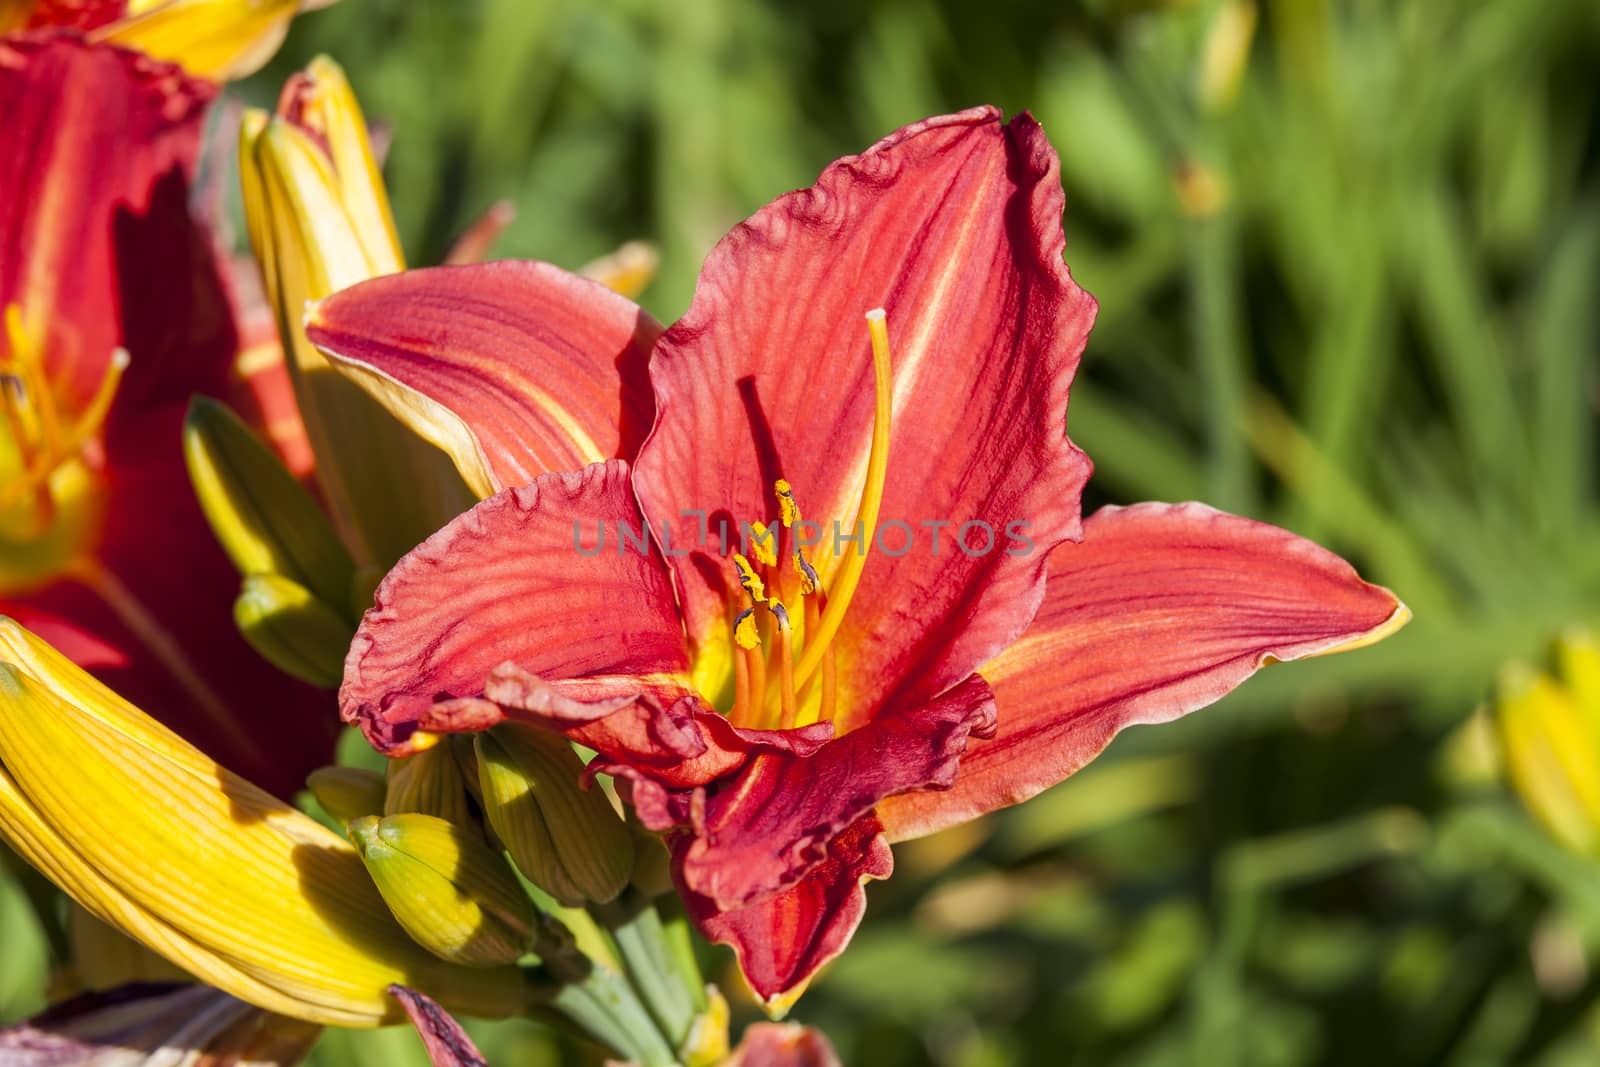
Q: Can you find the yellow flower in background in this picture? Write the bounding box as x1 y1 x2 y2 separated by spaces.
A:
0 618 533 1027
1495 630 1600 855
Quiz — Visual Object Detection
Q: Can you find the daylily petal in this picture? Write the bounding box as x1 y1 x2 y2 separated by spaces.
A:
16 401 340 798
90 0 315 82
388 985 488 1067
678 674 994 909
878 502 1410 841
16 1 125 33
307 260 660 498
0 619 533 1026
681 815 893 1007
633 106 1094 723
0 32 215 412
0 983 322 1066
724 1023 843 1067
341 460 694 756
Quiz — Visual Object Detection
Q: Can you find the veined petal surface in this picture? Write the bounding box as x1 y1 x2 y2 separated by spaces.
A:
879 503 1410 841
633 107 1095 724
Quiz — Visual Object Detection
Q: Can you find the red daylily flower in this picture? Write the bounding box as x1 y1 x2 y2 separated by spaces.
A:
0 33 336 797
313 107 1408 1004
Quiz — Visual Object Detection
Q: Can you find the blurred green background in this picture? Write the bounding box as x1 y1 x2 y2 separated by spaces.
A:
5 0 1600 1063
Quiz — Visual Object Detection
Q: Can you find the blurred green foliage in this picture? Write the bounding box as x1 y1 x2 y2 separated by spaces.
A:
4 0 1599 1063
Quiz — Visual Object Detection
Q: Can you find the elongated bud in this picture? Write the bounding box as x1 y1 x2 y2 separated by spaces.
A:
0 619 528 1026
307 766 386 824
183 396 355 611
386 744 474 827
348 813 535 967
233 573 352 688
475 725 633 907
239 59 473 570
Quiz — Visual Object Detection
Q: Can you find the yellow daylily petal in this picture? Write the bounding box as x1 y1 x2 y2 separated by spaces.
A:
1496 661 1600 856
579 240 660 301
239 68 475 570
0 619 531 1027
92 0 318 82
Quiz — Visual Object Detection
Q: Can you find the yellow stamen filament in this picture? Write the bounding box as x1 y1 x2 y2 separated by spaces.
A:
1 304 128 514
793 309 892 690
769 599 798 729
731 635 751 725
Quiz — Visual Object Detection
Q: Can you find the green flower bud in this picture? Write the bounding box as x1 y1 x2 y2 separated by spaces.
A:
233 573 353 688
475 725 634 907
386 743 475 826
347 813 536 967
306 766 386 824
182 396 355 608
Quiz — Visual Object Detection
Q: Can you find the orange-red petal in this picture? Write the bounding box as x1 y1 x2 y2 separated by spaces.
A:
879 502 1409 841
306 260 660 495
633 107 1094 723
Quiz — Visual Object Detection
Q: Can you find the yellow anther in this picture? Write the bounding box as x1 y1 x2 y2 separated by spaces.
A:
733 608 761 650
795 309 892 690
731 553 766 602
775 479 801 528
747 521 778 566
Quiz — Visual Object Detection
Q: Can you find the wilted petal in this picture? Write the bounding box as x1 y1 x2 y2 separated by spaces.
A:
879 502 1409 841
634 107 1094 725
682 816 893 1008
0 982 321 1067
341 461 695 756
388 985 487 1067
307 260 660 498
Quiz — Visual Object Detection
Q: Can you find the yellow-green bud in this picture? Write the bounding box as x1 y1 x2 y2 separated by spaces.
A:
347 813 536 967
183 396 355 609
233 573 354 688
386 743 475 826
475 725 634 907
307 766 386 824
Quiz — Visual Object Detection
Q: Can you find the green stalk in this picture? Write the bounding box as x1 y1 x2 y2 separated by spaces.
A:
540 965 679 1067
592 892 700 1049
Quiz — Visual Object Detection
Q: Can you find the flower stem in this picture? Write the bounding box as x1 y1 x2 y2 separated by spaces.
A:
592 890 700 1049
541 965 679 1067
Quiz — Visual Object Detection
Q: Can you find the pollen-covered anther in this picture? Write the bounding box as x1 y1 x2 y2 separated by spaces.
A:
775 478 801 528
732 553 766 603
747 521 778 566
793 550 819 596
733 608 761 651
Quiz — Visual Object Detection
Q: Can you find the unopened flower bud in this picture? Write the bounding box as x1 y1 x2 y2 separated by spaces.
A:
386 743 475 827
348 813 536 967
475 725 633 907
306 766 386 825
232 572 353 688
183 396 355 611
